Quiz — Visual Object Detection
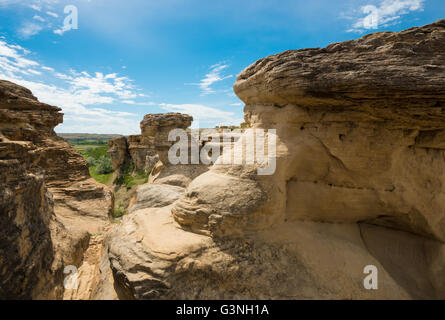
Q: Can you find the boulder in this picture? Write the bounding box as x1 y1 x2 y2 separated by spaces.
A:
129 184 185 213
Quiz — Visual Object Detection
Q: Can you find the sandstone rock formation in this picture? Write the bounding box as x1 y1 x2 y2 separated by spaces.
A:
128 184 185 213
103 20 445 299
0 80 113 299
141 113 209 188
108 134 158 176
108 136 129 174
231 19 445 241
127 135 158 173
140 113 193 164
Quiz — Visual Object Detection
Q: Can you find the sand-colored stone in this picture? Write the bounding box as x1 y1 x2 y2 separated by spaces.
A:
0 80 112 299
103 20 445 299
107 134 158 175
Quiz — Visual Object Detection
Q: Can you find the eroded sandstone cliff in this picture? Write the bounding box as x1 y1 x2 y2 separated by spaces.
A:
3 19 445 301
102 20 445 299
108 135 158 177
0 80 113 299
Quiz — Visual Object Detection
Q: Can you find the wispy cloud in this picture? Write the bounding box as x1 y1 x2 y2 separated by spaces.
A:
346 0 424 33
18 22 43 38
53 26 70 35
160 103 242 128
0 38 146 134
0 40 39 76
1 0 76 38
29 4 41 11
121 100 156 106
188 63 233 95
46 11 58 18
33 15 46 22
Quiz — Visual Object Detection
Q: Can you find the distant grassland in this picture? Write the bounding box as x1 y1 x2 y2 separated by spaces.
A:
74 144 109 157
75 144 113 184
62 134 116 185
58 133 122 142
60 133 150 219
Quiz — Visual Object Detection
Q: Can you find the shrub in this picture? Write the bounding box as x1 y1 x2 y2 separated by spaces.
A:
114 203 126 218
95 155 113 174
113 175 125 185
86 156 97 167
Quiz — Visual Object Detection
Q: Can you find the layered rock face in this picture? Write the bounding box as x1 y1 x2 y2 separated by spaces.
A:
108 136 129 173
125 114 244 214
172 19 445 240
127 135 158 172
108 135 158 176
140 113 193 164
230 19 445 241
104 20 445 300
0 80 112 299
141 113 209 188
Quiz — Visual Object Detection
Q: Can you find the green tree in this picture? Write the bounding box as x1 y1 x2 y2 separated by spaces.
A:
95 156 113 174
86 156 97 167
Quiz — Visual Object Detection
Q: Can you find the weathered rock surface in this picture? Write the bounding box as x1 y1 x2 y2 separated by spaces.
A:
0 159 87 299
140 114 245 188
108 134 158 176
171 19 445 241
140 113 208 188
103 20 445 300
127 134 158 172
234 20 445 113
106 205 445 299
108 136 129 173
0 80 112 299
141 113 193 164
128 184 185 213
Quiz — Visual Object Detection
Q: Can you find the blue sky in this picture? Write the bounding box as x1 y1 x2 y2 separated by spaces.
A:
0 0 444 134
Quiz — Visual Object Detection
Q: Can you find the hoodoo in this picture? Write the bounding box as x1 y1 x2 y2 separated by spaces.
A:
103 20 445 299
3 19 445 301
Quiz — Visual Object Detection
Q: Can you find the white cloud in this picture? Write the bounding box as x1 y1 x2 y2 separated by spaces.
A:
53 26 72 35
188 63 233 95
29 4 41 11
0 1 67 38
160 103 242 128
65 71 138 101
230 102 243 106
0 38 242 132
0 38 145 134
8 44 30 54
18 22 43 38
347 0 424 32
46 11 58 18
0 40 41 77
27 69 42 75
33 15 46 22
121 100 156 106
